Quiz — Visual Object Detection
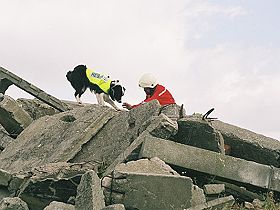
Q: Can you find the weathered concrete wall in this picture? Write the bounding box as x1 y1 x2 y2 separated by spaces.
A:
212 120 280 167
0 95 33 136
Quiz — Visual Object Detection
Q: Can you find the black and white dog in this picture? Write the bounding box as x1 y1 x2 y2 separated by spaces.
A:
66 64 125 110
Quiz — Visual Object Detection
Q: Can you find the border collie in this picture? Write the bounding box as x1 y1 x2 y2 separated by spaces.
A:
66 64 125 110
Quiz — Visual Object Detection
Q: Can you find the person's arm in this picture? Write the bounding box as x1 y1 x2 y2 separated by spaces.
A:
122 102 133 110
122 86 164 109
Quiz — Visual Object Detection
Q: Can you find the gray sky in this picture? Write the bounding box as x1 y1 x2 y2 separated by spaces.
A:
1 0 279 140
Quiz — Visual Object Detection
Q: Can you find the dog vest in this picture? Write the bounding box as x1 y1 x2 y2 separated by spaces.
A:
86 68 111 93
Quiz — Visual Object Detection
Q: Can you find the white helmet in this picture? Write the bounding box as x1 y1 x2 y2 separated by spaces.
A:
138 73 157 88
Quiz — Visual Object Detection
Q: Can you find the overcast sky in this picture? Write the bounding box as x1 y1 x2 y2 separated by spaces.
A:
1 0 279 140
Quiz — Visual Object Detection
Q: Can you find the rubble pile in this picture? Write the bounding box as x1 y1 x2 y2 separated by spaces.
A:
1 95 280 210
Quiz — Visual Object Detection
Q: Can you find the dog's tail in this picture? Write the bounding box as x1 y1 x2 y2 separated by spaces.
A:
66 71 72 81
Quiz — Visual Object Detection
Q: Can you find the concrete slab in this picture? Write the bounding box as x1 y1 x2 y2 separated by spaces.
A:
115 157 179 175
18 174 81 210
71 100 162 173
0 105 116 173
212 120 280 167
203 184 225 195
0 169 12 186
186 195 235 210
0 125 13 151
140 136 280 192
111 171 200 210
0 95 33 136
0 188 10 201
0 67 70 112
172 116 224 153
0 197 29 210
75 170 105 210
103 113 178 177
16 98 59 120
160 103 186 121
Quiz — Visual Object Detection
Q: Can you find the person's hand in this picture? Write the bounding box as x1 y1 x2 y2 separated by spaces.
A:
122 102 132 110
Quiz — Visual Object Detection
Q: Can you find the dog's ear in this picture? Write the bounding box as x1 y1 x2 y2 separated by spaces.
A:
111 80 120 87
109 89 115 101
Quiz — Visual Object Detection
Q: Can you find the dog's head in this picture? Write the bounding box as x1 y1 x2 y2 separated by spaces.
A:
109 81 126 103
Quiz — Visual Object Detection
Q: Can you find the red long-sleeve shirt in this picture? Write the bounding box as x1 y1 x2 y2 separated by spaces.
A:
132 84 175 108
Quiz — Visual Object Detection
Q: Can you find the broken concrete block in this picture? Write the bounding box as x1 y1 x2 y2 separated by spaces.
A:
0 95 33 136
0 105 116 173
109 171 204 210
26 162 94 181
115 157 179 175
0 197 29 210
186 195 235 210
0 169 12 187
0 125 13 151
43 201 75 210
191 185 206 207
75 170 105 210
8 174 25 196
18 172 82 210
101 204 125 210
0 188 10 202
244 201 254 209
214 180 264 202
103 157 181 204
172 116 224 153
252 199 264 209
212 120 280 167
7 162 93 209
72 100 162 168
203 184 225 195
103 112 178 176
140 113 178 139
16 98 59 120
140 136 280 192
160 103 186 121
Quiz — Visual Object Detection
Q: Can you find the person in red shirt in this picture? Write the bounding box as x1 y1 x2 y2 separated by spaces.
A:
122 73 176 110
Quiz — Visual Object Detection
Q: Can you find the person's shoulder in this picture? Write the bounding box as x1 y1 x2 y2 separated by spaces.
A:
156 84 166 89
